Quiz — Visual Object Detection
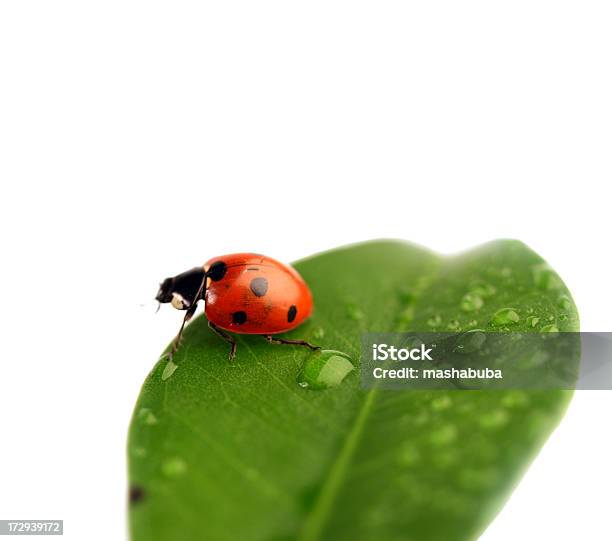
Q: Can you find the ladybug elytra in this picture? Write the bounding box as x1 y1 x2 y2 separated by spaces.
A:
156 253 319 361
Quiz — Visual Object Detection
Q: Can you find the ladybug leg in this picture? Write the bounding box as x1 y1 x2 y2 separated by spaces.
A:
164 303 198 361
163 276 208 361
263 335 321 351
208 321 237 361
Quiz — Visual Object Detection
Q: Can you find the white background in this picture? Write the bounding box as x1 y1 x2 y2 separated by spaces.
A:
1 1 610 539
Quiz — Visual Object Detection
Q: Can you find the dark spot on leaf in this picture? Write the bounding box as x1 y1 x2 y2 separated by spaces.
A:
250 277 268 297
129 485 145 505
287 305 297 322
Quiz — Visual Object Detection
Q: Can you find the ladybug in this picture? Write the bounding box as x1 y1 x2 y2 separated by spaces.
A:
155 253 320 361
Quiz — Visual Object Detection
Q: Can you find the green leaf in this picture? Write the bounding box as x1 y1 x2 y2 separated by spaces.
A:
128 240 579 541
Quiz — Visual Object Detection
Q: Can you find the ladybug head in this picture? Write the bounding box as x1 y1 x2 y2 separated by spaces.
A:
155 277 175 304
155 267 206 311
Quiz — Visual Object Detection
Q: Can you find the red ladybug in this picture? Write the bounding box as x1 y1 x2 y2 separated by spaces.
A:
155 253 319 360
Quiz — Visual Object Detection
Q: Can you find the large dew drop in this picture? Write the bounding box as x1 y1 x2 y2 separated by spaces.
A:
557 294 571 310
454 329 487 354
460 293 484 312
137 408 158 426
297 350 354 390
489 308 520 326
531 263 562 290
162 360 178 381
470 280 497 298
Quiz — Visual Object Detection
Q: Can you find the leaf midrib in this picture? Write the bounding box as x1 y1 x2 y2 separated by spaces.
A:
297 381 382 541
297 257 442 541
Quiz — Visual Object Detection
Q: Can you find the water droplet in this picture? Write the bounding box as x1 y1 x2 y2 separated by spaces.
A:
397 306 414 325
132 447 147 458
459 467 499 491
557 294 571 310
412 411 430 426
454 329 486 353
313 327 325 339
430 425 458 446
297 350 354 390
526 315 540 328
137 408 158 426
162 457 187 477
540 324 559 335
461 293 484 312
489 308 520 326
427 314 442 327
501 391 529 408
162 360 178 381
467 319 478 327
397 443 420 467
532 263 562 290
470 280 496 298
431 395 453 411
346 304 364 321
403 336 423 351
447 319 460 331
479 409 509 429
526 411 553 438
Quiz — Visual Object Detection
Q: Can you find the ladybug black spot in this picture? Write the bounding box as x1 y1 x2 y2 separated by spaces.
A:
232 311 247 325
287 305 297 323
250 277 268 297
208 261 227 281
